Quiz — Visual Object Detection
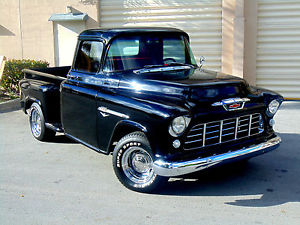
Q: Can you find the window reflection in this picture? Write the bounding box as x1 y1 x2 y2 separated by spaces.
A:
74 41 103 73
104 34 197 72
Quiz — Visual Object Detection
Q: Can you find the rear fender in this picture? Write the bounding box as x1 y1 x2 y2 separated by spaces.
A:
24 97 41 114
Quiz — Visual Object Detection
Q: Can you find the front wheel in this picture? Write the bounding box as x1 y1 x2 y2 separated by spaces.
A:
112 132 168 192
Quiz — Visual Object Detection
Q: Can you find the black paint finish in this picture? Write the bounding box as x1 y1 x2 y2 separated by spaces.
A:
20 28 283 161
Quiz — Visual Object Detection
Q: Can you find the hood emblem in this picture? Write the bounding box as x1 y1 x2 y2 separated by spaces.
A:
212 98 250 111
229 103 241 109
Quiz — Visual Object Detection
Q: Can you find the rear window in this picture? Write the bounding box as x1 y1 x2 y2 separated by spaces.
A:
108 39 140 56
74 41 103 73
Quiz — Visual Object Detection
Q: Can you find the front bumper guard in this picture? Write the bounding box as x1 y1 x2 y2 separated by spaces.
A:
153 136 281 177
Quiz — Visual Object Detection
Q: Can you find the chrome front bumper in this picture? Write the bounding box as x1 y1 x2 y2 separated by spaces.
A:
153 136 281 177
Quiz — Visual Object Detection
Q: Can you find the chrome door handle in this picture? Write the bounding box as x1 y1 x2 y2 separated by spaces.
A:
67 75 81 81
67 75 76 79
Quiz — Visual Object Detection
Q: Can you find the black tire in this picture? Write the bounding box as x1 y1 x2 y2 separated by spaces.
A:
112 132 168 193
29 102 55 141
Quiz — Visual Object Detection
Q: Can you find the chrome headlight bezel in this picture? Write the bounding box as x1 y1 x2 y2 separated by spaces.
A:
169 116 191 137
267 99 280 116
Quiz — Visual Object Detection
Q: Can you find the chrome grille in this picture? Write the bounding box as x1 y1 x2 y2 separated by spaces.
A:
184 113 264 151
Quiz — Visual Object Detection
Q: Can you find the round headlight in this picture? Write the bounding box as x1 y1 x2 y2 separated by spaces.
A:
171 116 186 135
268 100 280 115
169 116 191 137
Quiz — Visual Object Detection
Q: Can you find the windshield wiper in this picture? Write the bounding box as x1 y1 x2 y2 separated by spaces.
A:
134 63 193 74
165 62 195 67
143 64 165 68
144 63 195 68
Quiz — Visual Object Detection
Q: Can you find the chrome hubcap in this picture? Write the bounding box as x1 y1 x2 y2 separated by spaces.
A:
31 108 42 137
132 153 152 173
121 147 155 185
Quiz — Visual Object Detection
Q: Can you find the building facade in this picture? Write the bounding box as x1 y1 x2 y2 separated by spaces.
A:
0 0 299 99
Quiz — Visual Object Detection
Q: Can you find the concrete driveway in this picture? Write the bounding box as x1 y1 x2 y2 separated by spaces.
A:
1 102 300 225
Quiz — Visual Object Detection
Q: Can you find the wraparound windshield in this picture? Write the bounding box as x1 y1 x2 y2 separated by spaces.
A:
103 34 197 72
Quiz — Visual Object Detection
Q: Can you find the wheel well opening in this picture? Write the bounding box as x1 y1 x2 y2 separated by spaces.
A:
108 126 143 154
25 100 34 113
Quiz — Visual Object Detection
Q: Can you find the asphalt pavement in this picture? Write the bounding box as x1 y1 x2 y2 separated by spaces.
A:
0 101 300 225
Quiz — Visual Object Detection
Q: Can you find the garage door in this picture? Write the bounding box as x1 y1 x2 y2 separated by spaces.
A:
100 0 222 71
256 0 300 99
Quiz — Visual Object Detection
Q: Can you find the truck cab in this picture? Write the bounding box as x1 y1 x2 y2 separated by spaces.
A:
20 28 283 192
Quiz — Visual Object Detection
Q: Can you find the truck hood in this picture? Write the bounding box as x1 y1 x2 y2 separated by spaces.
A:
120 68 249 100
118 68 254 117
149 68 249 102
162 68 245 86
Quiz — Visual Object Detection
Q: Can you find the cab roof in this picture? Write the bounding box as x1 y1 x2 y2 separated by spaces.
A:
79 27 189 42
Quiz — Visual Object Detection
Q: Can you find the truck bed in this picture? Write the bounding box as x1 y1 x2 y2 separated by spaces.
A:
20 66 71 125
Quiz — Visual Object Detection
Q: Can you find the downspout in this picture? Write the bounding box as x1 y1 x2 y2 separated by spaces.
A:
96 0 101 27
18 0 24 59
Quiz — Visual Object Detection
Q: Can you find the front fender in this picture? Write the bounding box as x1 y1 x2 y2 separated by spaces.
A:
249 86 284 102
108 118 171 156
115 120 148 134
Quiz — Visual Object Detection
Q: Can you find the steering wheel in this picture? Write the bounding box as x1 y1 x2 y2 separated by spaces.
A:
163 58 176 64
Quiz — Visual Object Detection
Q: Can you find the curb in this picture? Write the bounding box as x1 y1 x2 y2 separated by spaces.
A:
0 99 21 113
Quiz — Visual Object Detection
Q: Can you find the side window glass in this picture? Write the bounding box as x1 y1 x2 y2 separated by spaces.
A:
74 41 103 73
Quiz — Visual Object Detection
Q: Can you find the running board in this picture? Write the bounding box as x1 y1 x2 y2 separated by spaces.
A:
45 123 64 133
65 133 108 155
45 124 108 155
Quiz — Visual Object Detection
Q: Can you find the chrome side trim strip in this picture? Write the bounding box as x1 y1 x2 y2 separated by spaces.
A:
97 106 129 119
153 136 281 177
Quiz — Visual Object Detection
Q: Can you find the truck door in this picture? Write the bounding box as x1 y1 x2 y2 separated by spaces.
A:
61 40 104 148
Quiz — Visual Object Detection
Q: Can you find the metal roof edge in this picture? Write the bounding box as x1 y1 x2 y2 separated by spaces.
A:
48 13 88 22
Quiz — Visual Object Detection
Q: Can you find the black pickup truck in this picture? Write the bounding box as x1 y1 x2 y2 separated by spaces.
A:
20 28 283 192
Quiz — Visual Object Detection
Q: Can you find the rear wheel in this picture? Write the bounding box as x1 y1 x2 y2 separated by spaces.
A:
112 132 168 192
29 102 55 141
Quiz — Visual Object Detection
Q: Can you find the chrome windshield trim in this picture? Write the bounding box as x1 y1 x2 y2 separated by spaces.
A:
153 136 281 177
